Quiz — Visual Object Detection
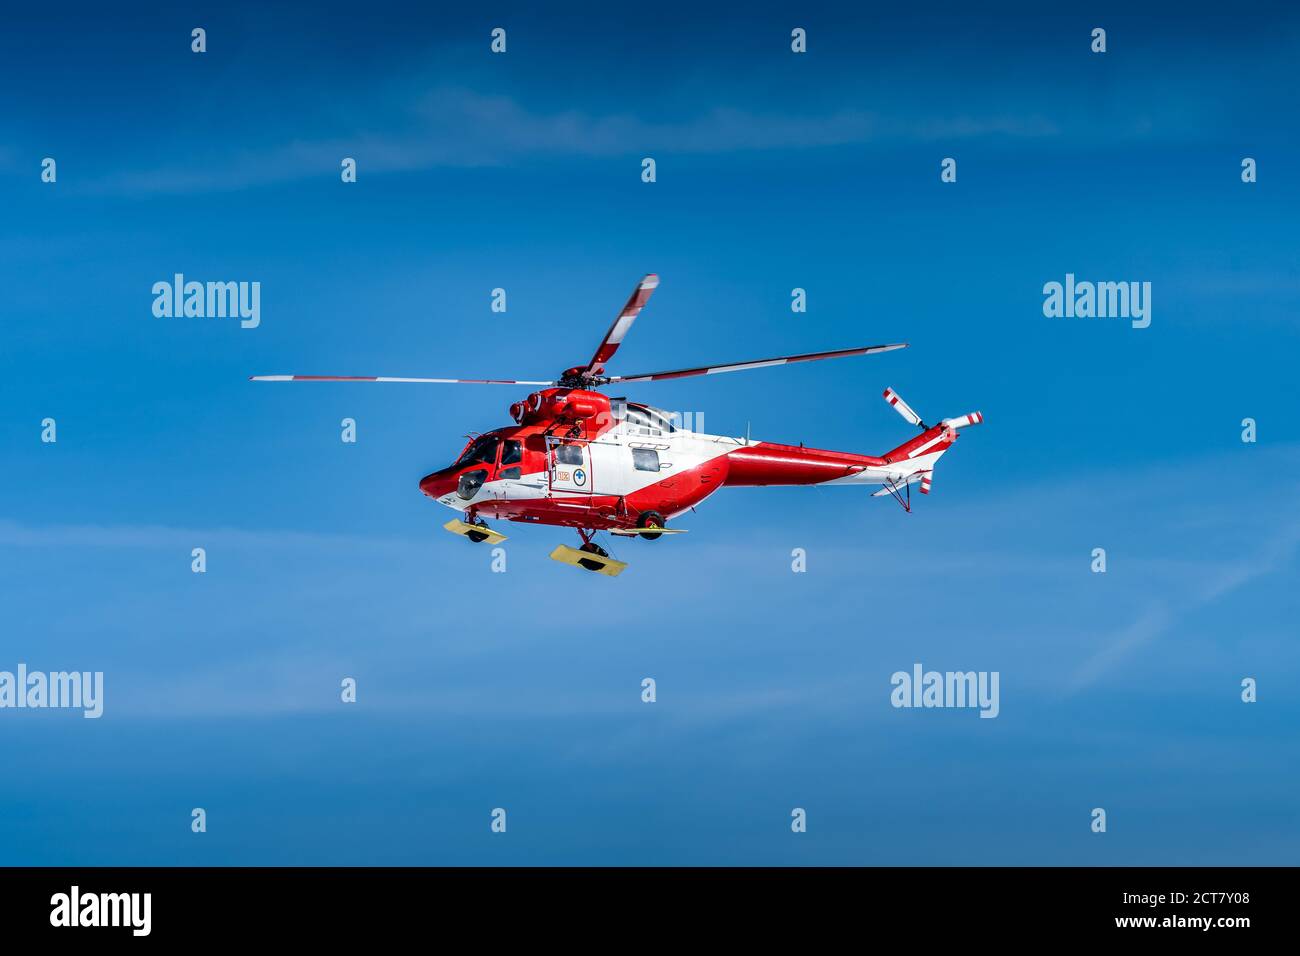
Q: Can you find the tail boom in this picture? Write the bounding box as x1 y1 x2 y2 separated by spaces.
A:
722 442 885 487
719 410 981 494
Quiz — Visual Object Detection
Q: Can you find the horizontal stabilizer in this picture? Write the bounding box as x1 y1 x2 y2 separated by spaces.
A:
871 473 927 496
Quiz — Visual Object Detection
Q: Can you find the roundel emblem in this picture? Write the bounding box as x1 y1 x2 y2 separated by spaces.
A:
573 467 587 487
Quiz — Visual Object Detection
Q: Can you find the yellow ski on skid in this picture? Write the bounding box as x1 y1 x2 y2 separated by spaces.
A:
549 544 629 577
443 518 508 545
608 526 689 537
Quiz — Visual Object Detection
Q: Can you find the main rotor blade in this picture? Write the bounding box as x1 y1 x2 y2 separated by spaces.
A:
250 375 554 385
580 273 659 377
605 343 907 384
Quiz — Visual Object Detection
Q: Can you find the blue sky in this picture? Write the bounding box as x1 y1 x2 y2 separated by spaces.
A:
1 1 1298 864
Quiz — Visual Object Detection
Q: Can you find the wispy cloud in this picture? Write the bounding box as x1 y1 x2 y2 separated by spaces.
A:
0 518 421 553
85 87 1059 195
1068 519 1300 691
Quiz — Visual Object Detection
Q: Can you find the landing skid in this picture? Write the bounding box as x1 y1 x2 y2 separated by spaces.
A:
549 543 628 577
443 518 508 545
549 528 629 577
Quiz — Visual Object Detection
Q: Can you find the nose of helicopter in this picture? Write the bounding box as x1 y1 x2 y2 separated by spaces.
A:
419 469 457 500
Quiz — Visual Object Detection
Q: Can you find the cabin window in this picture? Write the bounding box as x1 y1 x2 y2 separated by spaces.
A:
555 443 585 466
631 448 660 472
621 403 675 436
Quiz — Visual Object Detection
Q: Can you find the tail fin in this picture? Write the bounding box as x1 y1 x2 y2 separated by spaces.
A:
882 420 961 465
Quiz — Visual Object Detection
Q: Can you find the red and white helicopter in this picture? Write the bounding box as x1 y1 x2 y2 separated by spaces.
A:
253 275 982 576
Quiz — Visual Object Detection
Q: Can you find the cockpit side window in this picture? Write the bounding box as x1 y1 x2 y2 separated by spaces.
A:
501 440 522 465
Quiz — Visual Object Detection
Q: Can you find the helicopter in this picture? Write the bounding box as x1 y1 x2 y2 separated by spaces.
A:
252 274 982 576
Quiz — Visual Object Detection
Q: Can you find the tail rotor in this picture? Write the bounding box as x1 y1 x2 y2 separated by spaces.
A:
942 411 984 430
877 388 984 505
883 388 983 436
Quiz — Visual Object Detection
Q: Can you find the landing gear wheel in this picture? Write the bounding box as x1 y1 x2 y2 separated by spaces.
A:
577 542 610 572
637 511 665 541
465 519 492 543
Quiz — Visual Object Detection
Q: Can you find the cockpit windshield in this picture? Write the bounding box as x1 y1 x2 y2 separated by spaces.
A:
456 435 500 466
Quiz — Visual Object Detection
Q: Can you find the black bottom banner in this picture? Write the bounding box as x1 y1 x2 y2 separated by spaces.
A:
0 866 1284 942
